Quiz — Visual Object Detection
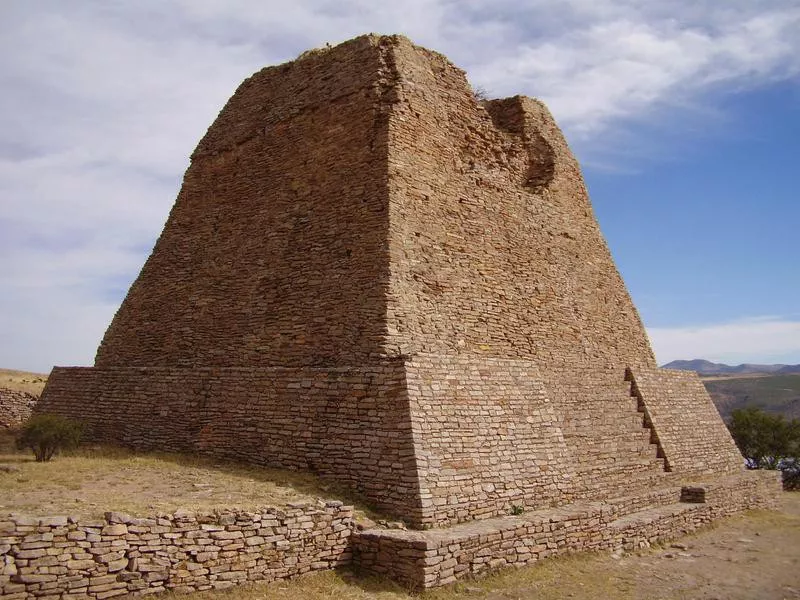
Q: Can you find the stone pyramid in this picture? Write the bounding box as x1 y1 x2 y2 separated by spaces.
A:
40 34 751 531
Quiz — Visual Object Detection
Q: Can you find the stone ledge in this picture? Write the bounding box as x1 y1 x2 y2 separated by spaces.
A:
352 472 782 589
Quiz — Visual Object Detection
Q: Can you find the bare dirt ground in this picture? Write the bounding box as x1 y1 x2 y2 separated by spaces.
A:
0 368 48 395
473 494 800 600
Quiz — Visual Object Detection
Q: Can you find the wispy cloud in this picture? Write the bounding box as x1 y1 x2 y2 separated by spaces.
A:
468 3 800 140
648 317 800 365
1 1 799 371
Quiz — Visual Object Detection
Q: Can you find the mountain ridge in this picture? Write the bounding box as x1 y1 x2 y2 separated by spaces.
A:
662 359 800 375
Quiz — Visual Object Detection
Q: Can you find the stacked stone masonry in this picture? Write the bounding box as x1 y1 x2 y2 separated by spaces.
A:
628 368 744 476
0 473 780 597
0 389 37 430
40 363 423 524
34 33 783 590
39 360 767 532
352 471 780 589
0 503 352 600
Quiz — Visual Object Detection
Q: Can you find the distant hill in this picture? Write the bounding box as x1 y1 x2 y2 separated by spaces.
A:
660 360 800 421
662 359 796 375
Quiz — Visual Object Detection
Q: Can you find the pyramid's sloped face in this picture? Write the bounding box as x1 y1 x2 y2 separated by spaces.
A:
96 34 655 370
96 38 395 367
383 41 656 370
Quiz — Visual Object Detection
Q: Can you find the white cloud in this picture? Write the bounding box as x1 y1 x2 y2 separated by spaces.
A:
1 0 798 371
469 5 800 138
648 318 800 366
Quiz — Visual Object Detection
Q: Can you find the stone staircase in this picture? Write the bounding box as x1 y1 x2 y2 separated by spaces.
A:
555 372 668 503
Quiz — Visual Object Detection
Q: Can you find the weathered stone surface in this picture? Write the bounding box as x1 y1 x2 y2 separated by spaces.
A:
0 388 37 429
0 504 352 599
629 368 744 475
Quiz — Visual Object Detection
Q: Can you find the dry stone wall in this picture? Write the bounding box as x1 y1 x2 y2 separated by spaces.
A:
404 355 575 527
383 39 655 370
40 357 702 531
0 503 352 599
629 368 744 476
0 389 37 429
353 470 780 589
39 363 424 525
94 34 655 373
541 368 667 502
95 38 393 369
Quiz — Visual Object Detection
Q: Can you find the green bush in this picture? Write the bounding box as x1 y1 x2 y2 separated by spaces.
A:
728 407 799 469
16 414 82 462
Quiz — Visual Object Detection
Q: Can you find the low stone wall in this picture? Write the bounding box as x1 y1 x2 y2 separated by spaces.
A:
0 389 37 429
0 473 783 596
0 502 352 599
352 471 782 589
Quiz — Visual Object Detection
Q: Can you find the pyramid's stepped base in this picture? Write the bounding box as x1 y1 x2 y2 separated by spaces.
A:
39 356 675 529
37 357 750 530
628 368 745 475
37 361 426 525
352 471 781 589
545 371 668 502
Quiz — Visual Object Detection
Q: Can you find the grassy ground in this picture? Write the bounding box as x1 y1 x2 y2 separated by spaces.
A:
0 368 48 396
0 432 380 521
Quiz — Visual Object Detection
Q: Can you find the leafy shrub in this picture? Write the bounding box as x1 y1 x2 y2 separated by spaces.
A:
16 414 82 462
728 407 799 470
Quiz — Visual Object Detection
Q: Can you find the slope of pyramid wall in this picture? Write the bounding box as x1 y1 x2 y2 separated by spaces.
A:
38 35 758 532
382 42 656 369
96 39 393 368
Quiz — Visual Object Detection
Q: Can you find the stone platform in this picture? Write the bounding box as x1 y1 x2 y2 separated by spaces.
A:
352 471 780 589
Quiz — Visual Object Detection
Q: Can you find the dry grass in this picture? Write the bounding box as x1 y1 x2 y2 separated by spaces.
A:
0 432 381 521
157 550 649 600
0 368 48 395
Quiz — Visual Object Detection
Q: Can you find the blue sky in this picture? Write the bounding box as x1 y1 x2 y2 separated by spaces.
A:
1 0 799 372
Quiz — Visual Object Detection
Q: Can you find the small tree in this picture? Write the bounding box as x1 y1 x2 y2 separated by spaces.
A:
728 407 799 470
16 414 82 462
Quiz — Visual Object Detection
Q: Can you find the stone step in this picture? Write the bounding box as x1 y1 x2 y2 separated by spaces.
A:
608 501 701 531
